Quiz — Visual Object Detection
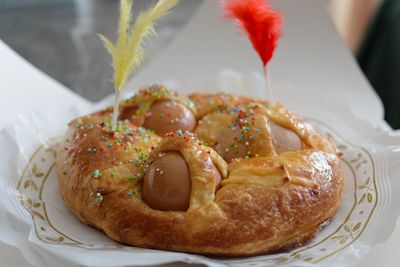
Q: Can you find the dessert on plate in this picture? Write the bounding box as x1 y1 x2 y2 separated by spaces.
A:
56 85 344 256
55 0 344 256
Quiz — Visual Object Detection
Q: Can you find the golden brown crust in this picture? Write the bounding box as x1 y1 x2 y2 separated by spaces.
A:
56 89 344 256
189 92 267 118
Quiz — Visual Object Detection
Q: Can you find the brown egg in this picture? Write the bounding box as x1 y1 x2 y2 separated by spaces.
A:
143 151 192 211
214 121 248 163
143 100 196 136
270 122 302 154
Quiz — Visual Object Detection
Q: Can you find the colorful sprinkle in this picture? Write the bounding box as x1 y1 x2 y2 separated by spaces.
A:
128 189 137 197
87 147 97 153
96 192 103 205
92 170 101 178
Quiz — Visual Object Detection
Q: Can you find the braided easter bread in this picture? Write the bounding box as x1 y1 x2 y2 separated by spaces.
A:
56 85 343 256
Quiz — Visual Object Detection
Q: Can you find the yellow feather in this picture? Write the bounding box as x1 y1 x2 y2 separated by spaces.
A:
98 34 115 56
117 0 132 52
99 0 180 91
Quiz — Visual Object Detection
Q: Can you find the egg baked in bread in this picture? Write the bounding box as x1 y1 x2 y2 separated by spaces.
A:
56 85 344 256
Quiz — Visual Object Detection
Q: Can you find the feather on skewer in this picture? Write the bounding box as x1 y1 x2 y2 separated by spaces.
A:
98 0 179 129
223 0 282 66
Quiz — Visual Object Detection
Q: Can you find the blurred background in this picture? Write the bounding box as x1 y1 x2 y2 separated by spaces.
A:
0 0 398 128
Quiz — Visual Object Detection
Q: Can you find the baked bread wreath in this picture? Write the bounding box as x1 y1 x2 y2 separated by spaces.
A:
56 85 344 256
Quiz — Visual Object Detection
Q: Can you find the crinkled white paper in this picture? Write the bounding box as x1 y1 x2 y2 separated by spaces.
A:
0 70 399 267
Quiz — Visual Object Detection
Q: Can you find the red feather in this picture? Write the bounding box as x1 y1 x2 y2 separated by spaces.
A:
223 0 282 66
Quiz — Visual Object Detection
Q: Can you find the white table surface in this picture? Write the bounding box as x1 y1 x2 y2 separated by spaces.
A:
0 0 399 266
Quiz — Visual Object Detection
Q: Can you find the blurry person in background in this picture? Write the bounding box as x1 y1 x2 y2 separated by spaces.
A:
358 0 400 130
329 0 400 129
